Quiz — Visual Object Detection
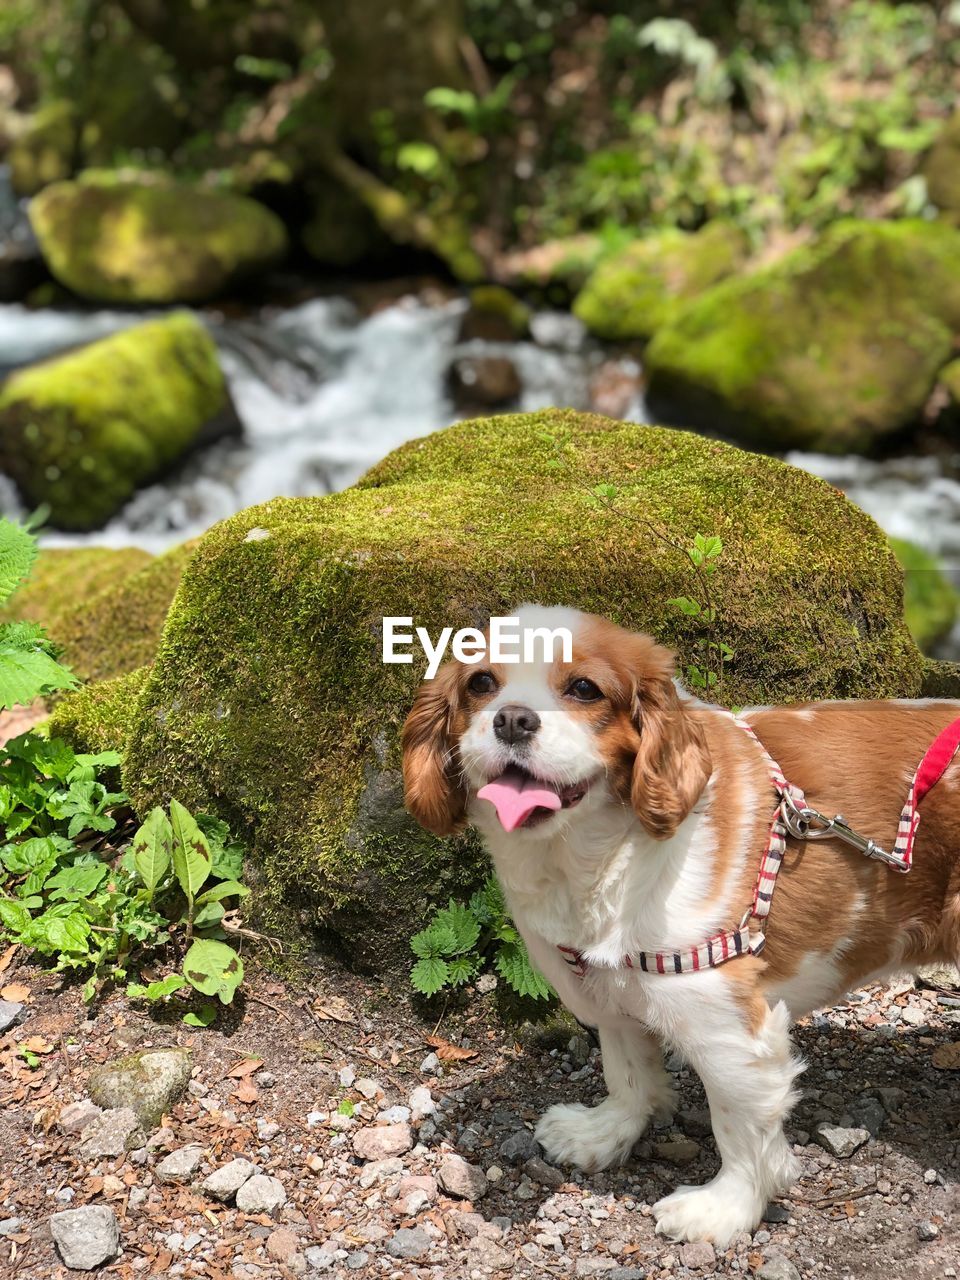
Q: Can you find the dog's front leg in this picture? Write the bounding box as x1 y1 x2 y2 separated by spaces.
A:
653 999 802 1247
535 1020 675 1171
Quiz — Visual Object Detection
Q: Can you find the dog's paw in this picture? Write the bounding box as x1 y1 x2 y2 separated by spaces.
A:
653 1179 761 1247
534 1099 647 1172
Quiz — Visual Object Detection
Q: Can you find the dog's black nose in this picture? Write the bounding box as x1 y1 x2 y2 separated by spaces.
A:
493 703 541 744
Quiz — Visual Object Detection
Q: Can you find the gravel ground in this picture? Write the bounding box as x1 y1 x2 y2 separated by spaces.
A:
0 957 958 1280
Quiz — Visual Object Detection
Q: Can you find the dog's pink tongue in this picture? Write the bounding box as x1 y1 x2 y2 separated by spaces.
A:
477 767 562 832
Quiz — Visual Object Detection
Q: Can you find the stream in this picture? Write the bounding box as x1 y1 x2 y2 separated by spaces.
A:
0 282 958 658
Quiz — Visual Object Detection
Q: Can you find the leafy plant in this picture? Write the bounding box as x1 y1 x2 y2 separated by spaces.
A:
410 875 553 1002
0 732 248 1015
0 517 77 710
667 533 734 691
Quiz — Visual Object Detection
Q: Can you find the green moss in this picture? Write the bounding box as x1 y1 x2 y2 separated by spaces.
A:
114 409 921 972
890 538 959 654
645 219 960 453
8 102 76 197
464 285 531 339
0 314 229 531
49 667 151 754
29 178 288 304
573 222 748 341
6 544 193 682
923 112 960 221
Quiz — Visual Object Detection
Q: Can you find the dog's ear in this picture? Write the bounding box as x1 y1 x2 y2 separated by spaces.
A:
628 638 712 839
401 664 467 837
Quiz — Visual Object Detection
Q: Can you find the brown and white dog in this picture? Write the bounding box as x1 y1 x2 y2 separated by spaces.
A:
401 605 960 1246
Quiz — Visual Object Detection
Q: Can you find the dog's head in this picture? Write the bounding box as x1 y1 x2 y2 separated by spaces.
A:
401 605 712 843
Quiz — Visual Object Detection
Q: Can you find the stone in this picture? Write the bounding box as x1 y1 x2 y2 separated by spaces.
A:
847 1096 886 1138
358 1157 404 1189
58 1099 102 1134
762 1202 791 1224
574 221 748 340
469 1237 514 1269
156 1145 204 1184
654 1139 701 1165
420 1052 440 1074
498 1128 541 1164
814 1124 870 1158
352 1124 414 1161
87 1046 194 1129
0 1218 23 1237
449 354 522 409
522 1156 565 1188
30 177 288 304
917 1220 940 1241
201 1158 256 1202
354 1077 381 1099
339 1066 356 1088
680 1240 716 1270
0 315 235 532
409 1086 436 1122
0 999 24 1033
267 1227 301 1262
646 219 960 453
50 1205 120 1270
757 1258 801 1280
235 1174 287 1214
77 1107 145 1159
386 1226 433 1260
438 1153 488 1200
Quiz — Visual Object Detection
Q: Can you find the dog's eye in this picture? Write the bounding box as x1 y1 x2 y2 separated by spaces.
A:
567 677 603 702
467 671 497 696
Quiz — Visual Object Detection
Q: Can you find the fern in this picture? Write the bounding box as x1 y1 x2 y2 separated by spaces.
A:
0 517 77 709
0 518 36 605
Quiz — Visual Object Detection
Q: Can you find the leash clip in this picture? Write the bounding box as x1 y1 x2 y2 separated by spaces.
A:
779 792 909 871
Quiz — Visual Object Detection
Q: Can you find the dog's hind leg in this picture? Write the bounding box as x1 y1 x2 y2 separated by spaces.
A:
535 1020 675 1171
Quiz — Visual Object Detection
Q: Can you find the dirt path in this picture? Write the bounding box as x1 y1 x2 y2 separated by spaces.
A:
0 956 957 1280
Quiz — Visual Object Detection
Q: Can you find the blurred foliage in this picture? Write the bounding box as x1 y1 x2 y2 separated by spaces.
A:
1 0 959 258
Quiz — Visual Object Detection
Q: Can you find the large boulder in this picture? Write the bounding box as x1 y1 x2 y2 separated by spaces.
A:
29 178 287 303
0 313 236 531
67 409 922 971
573 222 748 341
644 219 960 453
923 112 960 221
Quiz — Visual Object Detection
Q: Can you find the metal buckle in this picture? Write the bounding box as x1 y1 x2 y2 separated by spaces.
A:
778 792 909 871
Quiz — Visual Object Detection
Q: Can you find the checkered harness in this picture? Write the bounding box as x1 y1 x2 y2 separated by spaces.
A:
558 712 960 981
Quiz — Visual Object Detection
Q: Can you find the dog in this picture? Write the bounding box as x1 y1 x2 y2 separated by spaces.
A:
401 604 960 1246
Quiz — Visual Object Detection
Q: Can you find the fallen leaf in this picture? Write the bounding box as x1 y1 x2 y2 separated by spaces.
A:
0 945 17 979
424 1033 478 1062
20 1036 54 1054
225 1057 262 1079
233 1078 258 1105
312 996 354 1024
932 1042 960 1070
844 1201 856 1218
155 1250 174 1273
0 982 29 1002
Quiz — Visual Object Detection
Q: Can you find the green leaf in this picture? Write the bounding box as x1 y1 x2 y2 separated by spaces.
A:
0 518 37 604
446 954 479 986
0 642 77 710
495 941 553 1000
183 937 244 1004
192 901 225 930
197 814 245 880
127 973 186 1001
131 807 173 894
45 861 109 901
21 909 89 955
183 1003 217 1027
411 955 449 996
194 880 249 906
0 897 31 935
433 901 481 954
667 596 701 617
171 800 211 903
337 1097 355 1117
410 927 440 959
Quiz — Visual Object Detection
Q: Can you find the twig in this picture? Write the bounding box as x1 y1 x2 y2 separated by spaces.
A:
805 1181 877 1210
246 992 294 1023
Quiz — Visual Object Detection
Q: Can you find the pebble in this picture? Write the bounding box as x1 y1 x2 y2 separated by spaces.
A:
255 1070 276 1088
256 1119 281 1140
0 1218 22 1237
654 1138 701 1164
409 1085 437 1122
438 1153 489 1200
386 1226 433 1259
201 1158 256 1202
50 1205 120 1270
339 1066 356 1088
235 1174 287 1214
77 1107 145 1159
680 1241 716 1270
499 1128 540 1163
358 1157 404 1189
814 1124 870 1158
757 1258 801 1280
267 1226 300 1261
353 1123 413 1161
523 1156 565 1188
377 1105 411 1124
0 999 24 1033
354 1077 381 1099
923 1168 938 1184
58 1099 102 1134
420 1052 440 1073
917 1220 940 1241
156 1145 203 1184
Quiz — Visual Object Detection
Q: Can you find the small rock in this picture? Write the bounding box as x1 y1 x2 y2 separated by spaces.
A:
256 1118 281 1141
0 1218 22 1237
354 1077 381 1099
156 1145 203 1184
420 1052 440 1074
267 1227 300 1262
201 1157 256 1202
681 1241 716 1270
58 1099 102 1134
127 1188 148 1210
900 1005 927 1026
438 1153 488 1200
339 1065 356 1088
50 1205 120 1270
387 1226 432 1260
409 1086 436 1122
255 1070 276 1089
353 1123 413 1161
358 1157 404 1189
87 1047 193 1128
499 1129 540 1164
77 1107 145 1159
575 1258 618 1276
476 973 498 994
923 1168 939 1184
677 1108 712 1138
757 1258 802 1280
654 1138 701 1165
917 1220 940 1242
469 1237 514 1269
0 1000 25 1033
235 1174 286 1214
522 1156 565 1188
762 1202 791 1224
848 1097 885 1137
814 1124 870 1158
377 1105 411 1125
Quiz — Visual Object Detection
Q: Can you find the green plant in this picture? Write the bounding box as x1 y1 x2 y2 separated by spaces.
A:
0 516 77 709
410 875 553 1001
666 533 734 691
0 733 248 1014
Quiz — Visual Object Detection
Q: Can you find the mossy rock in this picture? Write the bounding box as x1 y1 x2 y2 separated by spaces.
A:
890 537 959 654
0 314 235 532
8 103 77 197
923 112 960 221
29 178 288 304
3 544 193 682
87 1047 193 1128
645 219 960 453
49 667 152 754
460 286 531 342
573 222 748 341
80 409 922 974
